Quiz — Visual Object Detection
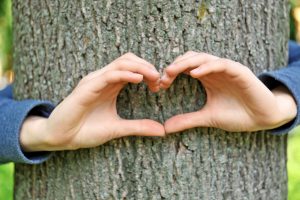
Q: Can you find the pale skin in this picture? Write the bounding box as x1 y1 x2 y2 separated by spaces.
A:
20 52 297 152
20 53 164 152
161 51 297 133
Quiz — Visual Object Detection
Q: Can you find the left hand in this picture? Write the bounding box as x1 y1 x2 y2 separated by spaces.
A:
160 51 297 133
20 53 165 152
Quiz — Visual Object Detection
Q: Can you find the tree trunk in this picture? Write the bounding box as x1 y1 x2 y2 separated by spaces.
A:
13 0 289 199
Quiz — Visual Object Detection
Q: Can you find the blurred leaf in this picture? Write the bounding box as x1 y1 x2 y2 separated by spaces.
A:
0 0 12 72
0 0 14 197
290 0 300 7
288 127 300 200
0 0 7 18
0 163 14 200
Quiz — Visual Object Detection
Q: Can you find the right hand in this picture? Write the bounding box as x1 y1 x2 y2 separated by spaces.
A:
161 51 297 133
20 53 165 152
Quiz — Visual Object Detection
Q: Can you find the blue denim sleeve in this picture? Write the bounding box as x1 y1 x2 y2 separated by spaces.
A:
258 41 300 135
0 85 55 164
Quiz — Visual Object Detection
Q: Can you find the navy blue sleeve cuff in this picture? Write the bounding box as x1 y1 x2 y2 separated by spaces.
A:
0 84 13 99
258 62 300 135
0 98 55 164
288 40 300 64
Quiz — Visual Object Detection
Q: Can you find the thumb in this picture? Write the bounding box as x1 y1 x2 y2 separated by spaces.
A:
115 119 165 138
164 109 211 134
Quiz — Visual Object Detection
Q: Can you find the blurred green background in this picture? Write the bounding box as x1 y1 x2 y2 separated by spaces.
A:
0 0 300 200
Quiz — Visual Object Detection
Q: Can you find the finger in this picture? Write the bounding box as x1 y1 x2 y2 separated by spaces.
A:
161 53 218 88
60 71 145 130
105 71 144 84
145 79 160 92
112 58 161 91
164 110 211 134
159 70 190 89
117 52 157 72
77 70 143 97
172 51 199 64
165 53 218 77
172 54 184 63
115 119 165 138
189 58 245 78
160 52 198 89
79 53 159 86
159 74 176 89
110 58 160 82
79 59 160 90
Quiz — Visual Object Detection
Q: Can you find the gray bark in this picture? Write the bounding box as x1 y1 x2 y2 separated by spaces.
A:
13 0 289 199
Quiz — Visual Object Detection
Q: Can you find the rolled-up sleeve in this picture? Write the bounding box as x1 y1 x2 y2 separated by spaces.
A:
0 85 55 164
258 41 300 135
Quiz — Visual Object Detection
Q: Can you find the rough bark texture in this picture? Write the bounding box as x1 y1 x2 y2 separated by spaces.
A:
13 0 289 199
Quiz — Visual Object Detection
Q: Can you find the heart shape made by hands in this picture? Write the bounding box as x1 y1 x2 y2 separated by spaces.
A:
118 51 288 134
23 51 291 152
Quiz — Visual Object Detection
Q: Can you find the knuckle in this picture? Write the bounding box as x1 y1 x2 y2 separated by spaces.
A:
77 75 90 86
116 58 130 67
218 59 234 70
165 66 174 74
198 52 207 57
199 52 220 61
220 58 231 65
102 70 114 81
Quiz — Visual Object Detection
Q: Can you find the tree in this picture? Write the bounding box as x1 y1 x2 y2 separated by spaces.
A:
13 1 289 199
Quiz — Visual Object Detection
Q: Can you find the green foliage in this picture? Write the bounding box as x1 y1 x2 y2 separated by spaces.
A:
290 12 296 41
290 0 299 41
0 163 14 200
290 0 300 7
0 0 14 199
288 129 300 200
0 1 6 18
0 0 12 72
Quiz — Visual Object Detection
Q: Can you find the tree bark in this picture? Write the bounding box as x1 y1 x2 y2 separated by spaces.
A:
13 0 289 199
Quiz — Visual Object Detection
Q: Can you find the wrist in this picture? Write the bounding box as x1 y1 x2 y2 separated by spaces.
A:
20 116 49 152
272 85 297 128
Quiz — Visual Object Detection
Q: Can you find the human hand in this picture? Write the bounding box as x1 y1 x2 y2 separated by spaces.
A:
20 53 165 152
161 51 297 133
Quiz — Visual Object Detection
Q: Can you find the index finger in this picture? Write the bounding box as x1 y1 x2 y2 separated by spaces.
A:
116 52 157 72
161 53 218 87
166 53 218 76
